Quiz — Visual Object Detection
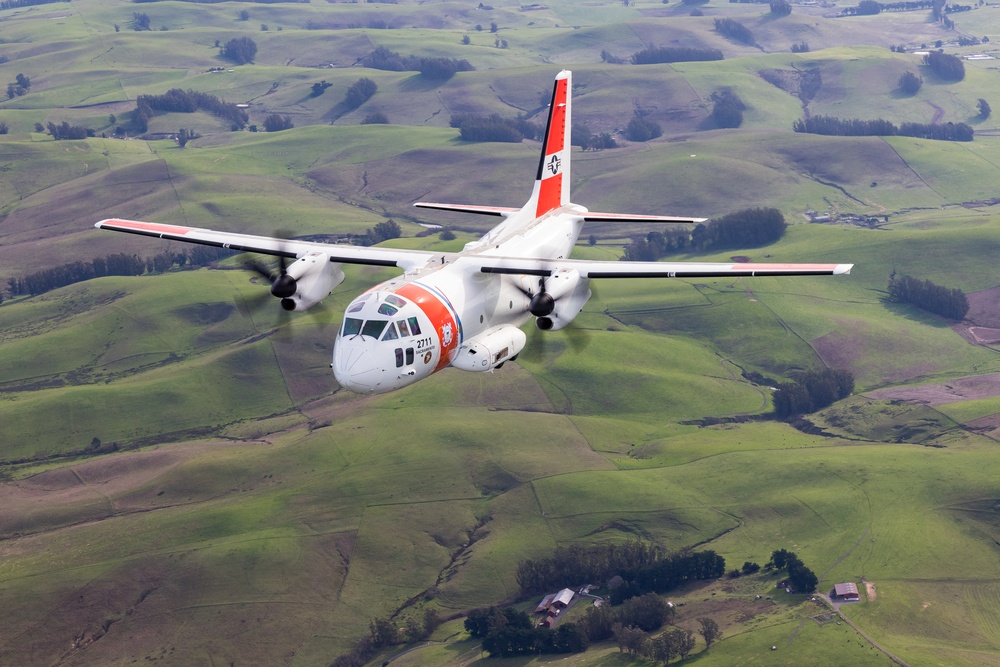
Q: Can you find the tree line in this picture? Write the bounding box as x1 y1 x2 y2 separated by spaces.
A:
450 112 541 143
629 45 724 65
923 51 965 81
133 88 248 134
714 18 755 46
623 208 787 262
0 0 61 8
515 541 725 602
362 46 473 79
772 368 854 419
793 115 973 141
331 608 442 667
7 247 235 298
888 272 969 321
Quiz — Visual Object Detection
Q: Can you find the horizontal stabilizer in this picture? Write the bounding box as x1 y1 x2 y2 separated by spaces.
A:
583 212 707 224
414 202 519 217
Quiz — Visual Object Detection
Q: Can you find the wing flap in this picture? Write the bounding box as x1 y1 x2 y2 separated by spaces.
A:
468 255 852 278
582 212 708 224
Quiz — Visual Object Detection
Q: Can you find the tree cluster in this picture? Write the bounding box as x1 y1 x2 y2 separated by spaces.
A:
46 121 93 140
263 114 293 132
923 51 964 81
714 18 755 46
611 623 696 662
344 77 377 109
361 46 474 79
898 70 922 94
630 45 724 65
6 72 30 99
772 368 855 419
309 80 332 97
622 208 786 262
132 12 152 30
357 219 402 246
450 112 541 143
133 88 248 134
768 549 818 593
220 36 257 65
793 115 973 141
791 41 810 53
710 89 745 128
770 0 792 16
515 541 725 604
572 124 618 151
465 607 587 657
625 113 662 142
978 98 991 119
888 272 968 321
361 111 389 125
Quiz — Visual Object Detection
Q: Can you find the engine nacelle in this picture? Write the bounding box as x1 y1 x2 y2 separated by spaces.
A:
451 324 526 372
282 252 345 311
537 268 591 331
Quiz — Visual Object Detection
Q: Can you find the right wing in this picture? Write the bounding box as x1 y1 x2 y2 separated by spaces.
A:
94 218 442 271
467 255 853 278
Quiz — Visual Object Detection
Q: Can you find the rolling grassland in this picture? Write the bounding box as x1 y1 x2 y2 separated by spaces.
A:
2 0 1000 665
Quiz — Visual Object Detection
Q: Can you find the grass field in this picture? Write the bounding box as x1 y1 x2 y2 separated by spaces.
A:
2 0 1000 665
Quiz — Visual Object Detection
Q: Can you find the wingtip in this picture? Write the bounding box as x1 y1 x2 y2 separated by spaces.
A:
835 264 854 275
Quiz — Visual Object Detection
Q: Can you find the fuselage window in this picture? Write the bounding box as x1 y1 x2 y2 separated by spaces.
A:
397 319 410 337
361 319 387 339
378 303 398 316
407 317 422 336
395 348 404 367
342 317 363 337
382 322 399 341
405 347 414 365
385 295 407 308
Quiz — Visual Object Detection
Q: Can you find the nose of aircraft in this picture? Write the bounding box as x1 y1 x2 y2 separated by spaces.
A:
332 343 381 393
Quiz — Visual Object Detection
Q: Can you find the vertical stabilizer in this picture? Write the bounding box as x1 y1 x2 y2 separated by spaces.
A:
530 70 572 218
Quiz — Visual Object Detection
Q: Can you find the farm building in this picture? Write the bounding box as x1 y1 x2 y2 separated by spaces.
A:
833 582 860 600
534 588 575 616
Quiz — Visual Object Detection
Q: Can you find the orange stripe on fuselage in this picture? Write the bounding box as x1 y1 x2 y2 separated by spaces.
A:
395 283 460 373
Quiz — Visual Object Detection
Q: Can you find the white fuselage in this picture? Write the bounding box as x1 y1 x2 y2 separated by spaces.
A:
332 206 586 393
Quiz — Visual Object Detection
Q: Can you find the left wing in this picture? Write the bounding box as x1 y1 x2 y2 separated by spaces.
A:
468 256 853 278
94 218 441 270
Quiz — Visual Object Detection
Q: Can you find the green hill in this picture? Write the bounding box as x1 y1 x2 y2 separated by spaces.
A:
2 0 1000 665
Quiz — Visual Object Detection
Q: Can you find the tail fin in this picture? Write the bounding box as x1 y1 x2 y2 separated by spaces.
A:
529 69 572 218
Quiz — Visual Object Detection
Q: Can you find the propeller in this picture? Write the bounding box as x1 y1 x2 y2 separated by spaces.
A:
242 230 298 311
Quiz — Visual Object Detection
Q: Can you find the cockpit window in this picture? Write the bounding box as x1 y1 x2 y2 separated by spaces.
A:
361 319 387 339
397 319 409 337
377 303 398 316
385 295 407 308
347 301 365 313
407 317 422 335
342 318 362 337
382 322 399 341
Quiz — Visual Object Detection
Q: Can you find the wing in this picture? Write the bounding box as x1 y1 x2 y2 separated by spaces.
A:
467 256 852 278
94 218 440 270
413 202 520 218
580 212 708 224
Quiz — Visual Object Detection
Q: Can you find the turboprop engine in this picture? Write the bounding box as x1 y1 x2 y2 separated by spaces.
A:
277 252 345 311
532 268 592 331
452 324 527 372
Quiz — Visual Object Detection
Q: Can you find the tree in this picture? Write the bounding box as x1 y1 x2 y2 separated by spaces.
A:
345 77 377 109
612 623 648 656
923 51 965 82
625 114 662 141
978 98 992 119
710 89 745 128
263 114 293 132
490 20 498 32
221 36 257 65
462 34 471 45
857 0 881 13
770 0 792 15
310 80 332 97
177 128 197 148
15 73 30 90
898 71 922 95
368 616 398 647
698 617 720 649
238 9 249 20
361 111 389 125
132 12 151 31
0 121 8 135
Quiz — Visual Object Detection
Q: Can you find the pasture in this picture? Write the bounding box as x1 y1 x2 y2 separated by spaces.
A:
2 0 1000 665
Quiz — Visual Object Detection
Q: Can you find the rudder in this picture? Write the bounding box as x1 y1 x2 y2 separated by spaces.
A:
531 70 572 218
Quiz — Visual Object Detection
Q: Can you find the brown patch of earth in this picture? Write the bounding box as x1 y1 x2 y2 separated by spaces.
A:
864 373 1000 406
865 581 877 602
953 284 1000 345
